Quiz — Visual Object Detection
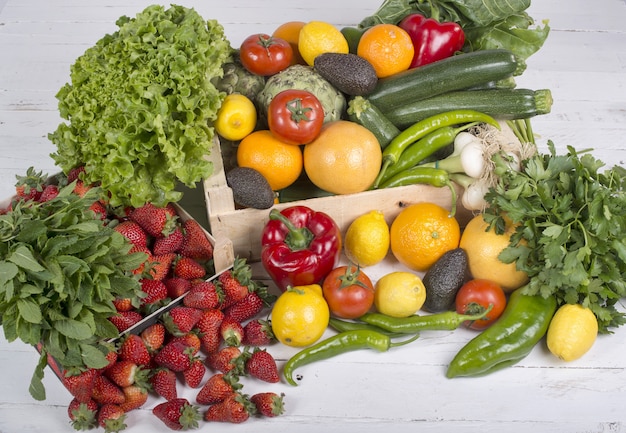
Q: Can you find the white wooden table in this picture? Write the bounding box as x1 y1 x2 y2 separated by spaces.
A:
1 0 626 432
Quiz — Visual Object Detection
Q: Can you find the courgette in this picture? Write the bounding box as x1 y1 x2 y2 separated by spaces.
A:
367 49 519 113
386 88 553 129
347 96 400 149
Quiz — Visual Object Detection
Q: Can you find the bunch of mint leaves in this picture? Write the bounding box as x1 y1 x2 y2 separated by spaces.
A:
0 181 147 400
484 142 626 333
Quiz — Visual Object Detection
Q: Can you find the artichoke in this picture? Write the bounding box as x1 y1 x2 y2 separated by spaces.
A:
212 55 266 104
257 64 346 123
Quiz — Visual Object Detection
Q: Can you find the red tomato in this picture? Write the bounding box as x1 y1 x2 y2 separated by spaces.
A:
322 265 375 319
455 279 507 330
267 89 324 145
239 34 293 76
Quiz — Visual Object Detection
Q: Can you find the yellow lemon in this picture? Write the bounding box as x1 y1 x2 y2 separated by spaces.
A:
344 210 390 267
214 94 257 141
298 21 349 66
547 304 598 362
271 284 330 347
374 271 426 318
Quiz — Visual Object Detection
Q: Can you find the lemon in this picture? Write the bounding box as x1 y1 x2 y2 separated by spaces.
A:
547 304 598 362
374 272 426 318
214 94 257 141
298 21 349 66
271 284 330 347
344 210 390 267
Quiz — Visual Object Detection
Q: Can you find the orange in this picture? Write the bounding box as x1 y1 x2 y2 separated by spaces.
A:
459 214 529 292
390 202 460 272
298 21 349 66
272 21 307 65
303 120 382 194
357 24 414 78
236 130 303 191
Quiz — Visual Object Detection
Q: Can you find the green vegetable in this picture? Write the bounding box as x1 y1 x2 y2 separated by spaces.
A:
49 5 232 208
385 88 553 129
212 55 266 104
283 330 419 386
484 142 626 332
446 288 557 378
328 317 404 337
0 180 147 400
347 96 400 149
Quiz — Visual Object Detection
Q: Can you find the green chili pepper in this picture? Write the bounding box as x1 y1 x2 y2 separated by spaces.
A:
378 166 458 216
446 288 557 378
328 317 405 337
373 110 500 187
358 306 492 334
283 330 420 386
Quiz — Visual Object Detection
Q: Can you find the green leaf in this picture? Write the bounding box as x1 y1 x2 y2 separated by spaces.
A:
9 245 46 272
54 319 93 340
17 298 43 323
29 351 49 401
80 344 110 369
0 261 19 290
16 219 47 243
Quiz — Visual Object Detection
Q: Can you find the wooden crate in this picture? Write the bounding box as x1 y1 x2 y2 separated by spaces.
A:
204 138 473 263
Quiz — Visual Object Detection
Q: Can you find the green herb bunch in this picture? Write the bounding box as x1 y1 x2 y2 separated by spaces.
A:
484 142 626 333
0 183 147 400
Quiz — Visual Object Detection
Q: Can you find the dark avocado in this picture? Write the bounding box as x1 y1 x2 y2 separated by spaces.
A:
313 52 378 96
226 166 275 209
422 248 469 313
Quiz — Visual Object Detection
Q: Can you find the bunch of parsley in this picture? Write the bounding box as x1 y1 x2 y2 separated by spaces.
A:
484 142 626 333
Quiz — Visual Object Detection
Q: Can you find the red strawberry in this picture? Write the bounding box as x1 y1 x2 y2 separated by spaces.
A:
141 322 166 353
183 357 206 389
153 398 202 430
129 244 152 276
150 367 178 401
218 264 251 309
100 349 119 372
178 219 214 261
153 226 184 255
148 253 176 281
114 221 148 248
183 280 220 310
109 311 143 333
14 167 45 201
197 308 225 354
39 184 59 202
245 348 280 383
164 277 192 299
154 340 194 372
206 346 242 374
92 375 126 405
119 384 149 412
105 360 149 388
162 306 203 336
242 319 275 346
223 292 265 323
112 297 134 312
67 165 86 183
97 404 127 432
170 332 202 356
68 397 98 430
250 392 285 417
72 180 92 197
220 317 244 347
118 334 151 366
139 279 168 306
89 200 108 220
129 202 178 238
204 392 255 423
196 372 241 405
63 368 98 403
173 256 206 280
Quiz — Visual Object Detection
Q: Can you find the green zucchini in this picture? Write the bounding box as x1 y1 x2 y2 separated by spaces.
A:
347 96 400 149
367 49 519 113
386 88 553 129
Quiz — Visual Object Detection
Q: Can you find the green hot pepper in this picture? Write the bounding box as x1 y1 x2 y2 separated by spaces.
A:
328 317 404 337
446 288 557 378
283 330 419 386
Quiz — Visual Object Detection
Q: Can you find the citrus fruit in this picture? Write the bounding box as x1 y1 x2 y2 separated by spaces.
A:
390 202 460 272
344 210 390 267
357 23 414 78
298 21 349 66
303 120 382 194
547 304 598 362
273 21 307 65
236 130 303 191
374 271 426 317
271 284 330 347
214 94 257 141
459 214 529 293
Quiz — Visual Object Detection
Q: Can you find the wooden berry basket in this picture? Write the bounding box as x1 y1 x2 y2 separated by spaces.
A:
203 137 473 263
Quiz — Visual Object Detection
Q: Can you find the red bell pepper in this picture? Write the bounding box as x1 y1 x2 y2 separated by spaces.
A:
261 206 342 292
398 13 465 68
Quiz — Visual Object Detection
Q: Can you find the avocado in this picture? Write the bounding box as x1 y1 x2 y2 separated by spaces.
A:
422 248 469 313
226 167 275 209
314 52 378 96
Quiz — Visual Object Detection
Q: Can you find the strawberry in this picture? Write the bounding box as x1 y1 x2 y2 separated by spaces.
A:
119 384 149 412
250 392 285 417
170 332 202 356
63 368 98 403
154 340 194 372
164 277 192 299
206 346 243 374
196 308 225 354
73 180 92 197
129 244 152 276
97 404 127 432
220 317 244 347
218 262 251 309
223 292 265 323
67 165 86 183
100 348 119 372
114 221 148 248
183 280 220 310
92 375 126 405
196 372 242 405
150 367 178 401
204 392 255 423
39 184 59 202
147 253 176 281
109 311 143 333
162 306 203 336
112 297 134 313
118 334 152 366
129 202 178 238
89 200 108 220
245 348 280 383
153 226 184 255
105 360 149 388
68 397 98 430
14 167 45 201
178 219 214 261
242 319 275 346
153 398 202 430
139 279 168 306
183 357 206 388
141 322 166 353
173 256 206 280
